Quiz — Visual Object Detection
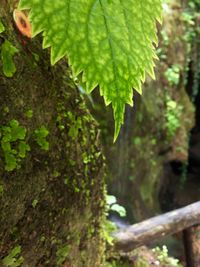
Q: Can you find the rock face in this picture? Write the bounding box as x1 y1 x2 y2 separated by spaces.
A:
0 2 105 266
91 0 195 222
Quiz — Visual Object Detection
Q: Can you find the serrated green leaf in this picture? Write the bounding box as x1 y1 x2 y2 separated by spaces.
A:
19 0 162 140
1 40 18 77
0 20 5 33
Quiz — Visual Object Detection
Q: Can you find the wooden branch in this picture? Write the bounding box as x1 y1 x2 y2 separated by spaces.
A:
113 201 200 252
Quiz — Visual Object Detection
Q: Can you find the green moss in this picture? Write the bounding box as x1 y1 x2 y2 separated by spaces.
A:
68 116 82 140
164 95 183 141
3 107 9 114
164 65 181 86
0 19 5 33
82 152 91 164
24 109 33 119
53 171 61 177
32 199 38 208
56 245 71 266
0 184 4 195
64 177 81 193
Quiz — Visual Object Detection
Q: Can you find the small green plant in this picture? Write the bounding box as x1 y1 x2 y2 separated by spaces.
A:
106 195 126 217
182 11 195 26
165 96 183 139
152 245 181 267
2 245 24 267
160 28 169 46
32 199 38 208
1 40 18 78
103 195 126 245
181 1 199 42
34 126 49 151
164 65 181 86
132 136 142 146
0 120 30 171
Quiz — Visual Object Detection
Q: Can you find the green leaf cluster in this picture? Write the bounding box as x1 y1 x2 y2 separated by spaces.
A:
18 0 162 140
106 195 126 217
34 126 49 151
164 65 181 86
0 120 30 171
103 194 127 246
152 245 181 267
165 96 183 140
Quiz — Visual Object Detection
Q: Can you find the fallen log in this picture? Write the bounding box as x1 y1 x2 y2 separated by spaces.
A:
113 201 200 252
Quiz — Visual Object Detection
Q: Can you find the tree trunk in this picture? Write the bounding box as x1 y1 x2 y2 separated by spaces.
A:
0 2 105 267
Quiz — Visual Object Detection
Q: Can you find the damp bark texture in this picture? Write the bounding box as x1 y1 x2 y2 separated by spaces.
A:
0 2 105 267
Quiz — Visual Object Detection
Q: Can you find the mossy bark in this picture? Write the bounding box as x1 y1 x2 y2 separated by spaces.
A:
0 2 105 266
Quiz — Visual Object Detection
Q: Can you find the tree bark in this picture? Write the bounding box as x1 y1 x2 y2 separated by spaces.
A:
114 201 200 252
0 2 105 267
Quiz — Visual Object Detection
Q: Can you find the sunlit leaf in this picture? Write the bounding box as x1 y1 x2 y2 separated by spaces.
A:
19 0 162 140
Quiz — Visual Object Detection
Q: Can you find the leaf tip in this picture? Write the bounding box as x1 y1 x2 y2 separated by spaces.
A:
113 126 120 143
113 102 125 143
